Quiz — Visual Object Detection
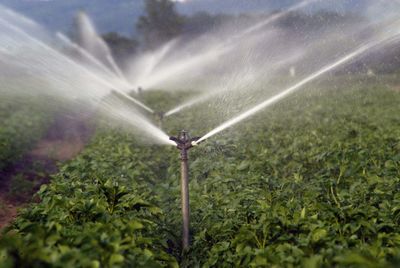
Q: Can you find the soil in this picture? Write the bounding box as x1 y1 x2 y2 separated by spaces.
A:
0 114 93 230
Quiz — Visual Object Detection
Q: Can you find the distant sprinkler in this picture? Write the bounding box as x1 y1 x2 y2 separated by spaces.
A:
367 68 375 77
169 130 201 250
155 112 165 129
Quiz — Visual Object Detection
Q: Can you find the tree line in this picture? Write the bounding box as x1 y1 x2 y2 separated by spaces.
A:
100 1 362 54
90 0 398 74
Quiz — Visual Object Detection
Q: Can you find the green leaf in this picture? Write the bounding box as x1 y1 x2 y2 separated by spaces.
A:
300 207 306 219
312 229 327 242
109 254 124 265
237 161 250 171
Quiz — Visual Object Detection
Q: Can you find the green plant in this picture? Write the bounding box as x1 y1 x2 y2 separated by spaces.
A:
1 76 400 267
0 97 53 172
8 174 36 201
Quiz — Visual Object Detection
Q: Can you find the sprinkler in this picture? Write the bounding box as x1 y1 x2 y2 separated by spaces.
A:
169 130 200 250
156 112 164 129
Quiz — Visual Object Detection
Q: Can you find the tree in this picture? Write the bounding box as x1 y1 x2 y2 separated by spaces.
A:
102 32 138 63
136 0 183 49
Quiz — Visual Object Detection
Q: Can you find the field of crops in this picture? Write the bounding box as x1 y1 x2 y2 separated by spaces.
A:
1 76 400 267
0 97 54 172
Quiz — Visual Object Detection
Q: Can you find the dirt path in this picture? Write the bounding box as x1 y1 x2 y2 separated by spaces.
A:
0 114 93 230
0 198 17 230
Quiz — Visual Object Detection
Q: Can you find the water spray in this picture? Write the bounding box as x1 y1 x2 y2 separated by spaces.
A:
169 130 200 250
0 16 156 117
194 24 400 145
56 32 134 91
110 89 154 114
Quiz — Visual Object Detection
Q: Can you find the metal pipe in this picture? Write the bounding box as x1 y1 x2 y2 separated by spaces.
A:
156 112 164 129
170 130 200 250
180 147 190 249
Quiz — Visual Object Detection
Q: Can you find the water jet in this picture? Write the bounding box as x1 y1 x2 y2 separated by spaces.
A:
110 89 154 114
169 130 200 250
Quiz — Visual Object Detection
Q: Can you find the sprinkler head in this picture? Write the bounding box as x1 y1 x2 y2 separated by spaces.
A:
170 130 200 150
156 112 165 121
156 112 165 129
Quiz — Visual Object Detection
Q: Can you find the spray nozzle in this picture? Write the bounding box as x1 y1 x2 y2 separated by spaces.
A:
191 138 203 147
169 130 200 150
156 112 164 120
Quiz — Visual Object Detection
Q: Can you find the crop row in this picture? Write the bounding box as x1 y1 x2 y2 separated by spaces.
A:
1 79 400 267
0 98 53 171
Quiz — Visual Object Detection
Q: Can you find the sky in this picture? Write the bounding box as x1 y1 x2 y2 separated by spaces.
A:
0 0 391 36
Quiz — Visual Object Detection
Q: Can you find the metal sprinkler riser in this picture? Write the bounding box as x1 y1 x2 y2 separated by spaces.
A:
155 112 164 129
169 130 200 250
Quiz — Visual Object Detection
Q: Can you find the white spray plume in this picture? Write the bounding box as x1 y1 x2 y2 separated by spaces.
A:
0 5 171 145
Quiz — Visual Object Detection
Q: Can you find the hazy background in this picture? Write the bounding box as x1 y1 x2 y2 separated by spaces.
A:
0 0 378 36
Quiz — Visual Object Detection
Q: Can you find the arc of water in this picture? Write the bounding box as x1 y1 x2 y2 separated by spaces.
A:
56 32 132 90
164 75 251 117
101 99 174 145
168 3 400 118
164 94 210 117
0 17 154 114
141 45 227 90
139 0 320 91
105 53 132 86
231 0 321 42
131 40 178 90
164 53 303 117
75 12 133 89
111 90 154 113
2 6 42 31
194 27 400 144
